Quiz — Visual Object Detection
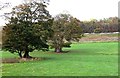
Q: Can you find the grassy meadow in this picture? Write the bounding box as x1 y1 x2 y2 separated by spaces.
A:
1 42 118 76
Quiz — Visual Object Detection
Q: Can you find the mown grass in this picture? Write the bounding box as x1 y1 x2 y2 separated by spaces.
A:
1 42 118 76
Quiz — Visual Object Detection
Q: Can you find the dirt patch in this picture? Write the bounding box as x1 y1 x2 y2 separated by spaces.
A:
1 57 45 63
2 58 19 63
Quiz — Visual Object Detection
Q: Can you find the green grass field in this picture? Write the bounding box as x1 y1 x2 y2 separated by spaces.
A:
1 42 118 76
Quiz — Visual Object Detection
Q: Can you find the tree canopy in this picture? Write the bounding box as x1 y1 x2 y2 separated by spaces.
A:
50 14 83 52
81 17 118 33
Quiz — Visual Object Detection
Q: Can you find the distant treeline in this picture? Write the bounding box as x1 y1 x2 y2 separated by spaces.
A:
80 17 118 33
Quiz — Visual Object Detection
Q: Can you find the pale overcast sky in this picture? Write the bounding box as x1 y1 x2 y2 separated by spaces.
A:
0 0 119 26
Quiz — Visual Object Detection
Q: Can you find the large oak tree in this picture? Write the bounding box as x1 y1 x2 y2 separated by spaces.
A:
2 0 53 58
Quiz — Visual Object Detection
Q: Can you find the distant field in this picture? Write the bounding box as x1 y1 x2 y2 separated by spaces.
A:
79 33 118 42
1 42 118 76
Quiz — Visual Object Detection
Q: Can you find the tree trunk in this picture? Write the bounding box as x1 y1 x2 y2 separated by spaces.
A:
55 47 62 53
18 52 22 58
23 51 31 58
